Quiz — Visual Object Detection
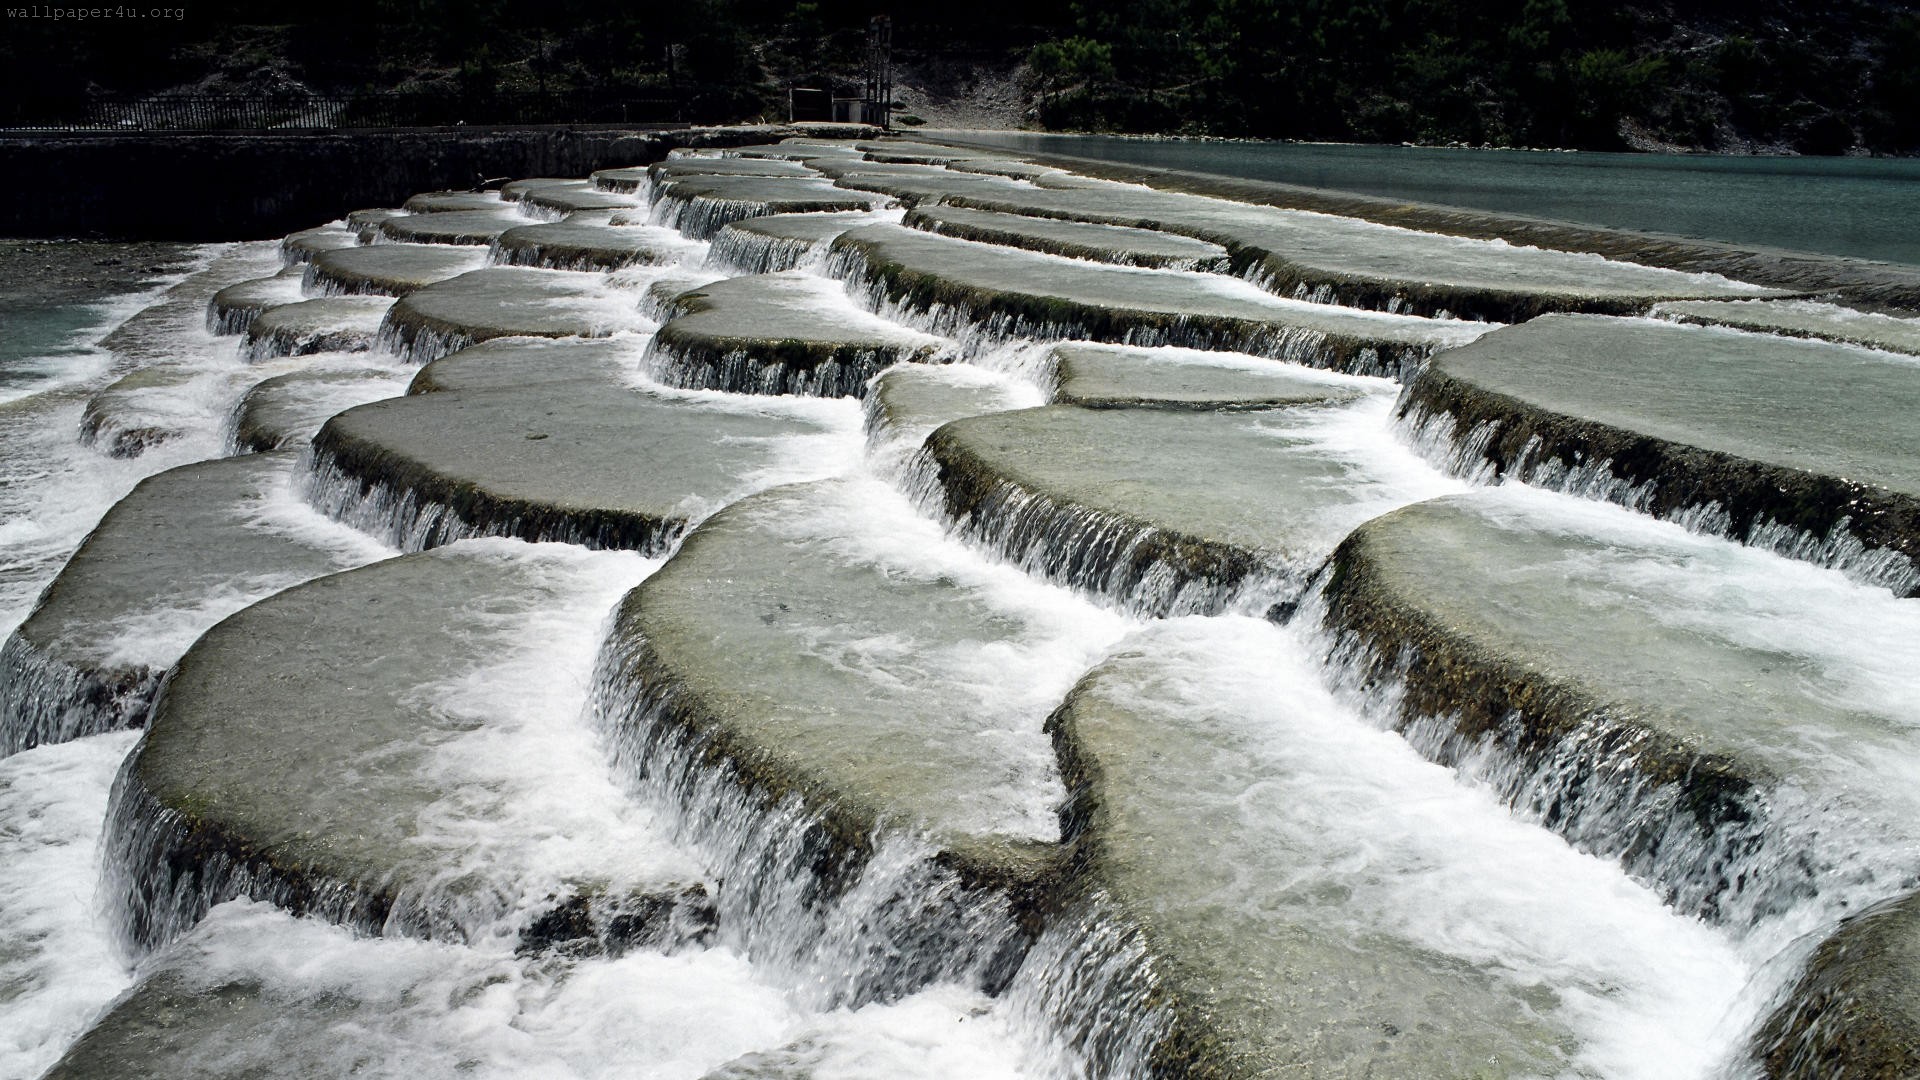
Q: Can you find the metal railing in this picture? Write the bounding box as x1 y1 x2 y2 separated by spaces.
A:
2 90 687 132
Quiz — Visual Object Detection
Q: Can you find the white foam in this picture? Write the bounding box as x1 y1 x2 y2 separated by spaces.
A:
0 731 141 1079
1107 616 1757 1080
394 538 701 930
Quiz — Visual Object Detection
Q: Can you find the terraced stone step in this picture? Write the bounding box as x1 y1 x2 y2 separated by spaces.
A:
206 269 306 334
400 191 505 214
48 899 1002 1080
279 226 359 265
594 477 1126 905
933 180 1779 321
830 224 1483 376
381 267 649 363
305 243 488 296
649 272 948 397
99 243 283 365
650 176 885 239
831 169 1056 205
77 368 202 458
0 451 388 757
106 541 712 953
405 334 643 395
864 365 1034 471
345 207 404 240
379 208 525 246
495 218 701 271
498 176 584 201
914 384 1438 616
1398 313 1920 595
1755 890 1920 1078
906 204 1230 271
1043 342 1366 410
1318 486 1920 922
650 157 818 182
522 185 642 217
306 354 853 553
1046 617 1745 1080
242 295 393 359
230 364 410 452
707 211 892 275
1652 298 1920 356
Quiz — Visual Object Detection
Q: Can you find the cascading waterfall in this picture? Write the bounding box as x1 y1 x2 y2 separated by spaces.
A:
8 138 1917 1080
1392 392 1920 597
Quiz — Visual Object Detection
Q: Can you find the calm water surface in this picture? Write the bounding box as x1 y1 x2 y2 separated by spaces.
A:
940 132 1920 266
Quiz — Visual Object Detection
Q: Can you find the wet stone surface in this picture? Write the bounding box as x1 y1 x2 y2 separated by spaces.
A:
601 477 1123 884
382 268 649 362
1401 313 1920 593
0 451 383 756
920 392 1423 614
243 296 394 359
1045 342 1366 410
1320 486 1920 920
832 224 1483 376
934 180 1779 321
650 272 948 397
495 219 701 271
906 204 1231 271
306 244 489 297
109 541 709 952
1652 298 1920 357
307 356 846 553
379 209 526 246
231 365 411 452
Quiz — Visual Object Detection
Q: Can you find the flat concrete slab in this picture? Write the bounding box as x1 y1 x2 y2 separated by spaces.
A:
598 477 1127 894
100 244 284 366
107 541 709 952
935 182 1782 321
305 243 488 297
919 390 1435 615
495 219 702 271
1653 298 1920 357
0 451 387 757
650 272 948 397
1044 342 1366 409
1399 313 1920 594
652 176 885 239
1049 617 1740 1079
1320 486 1920 920
708 211 892 275
830 224 1485 376
651 157 818 182
306 360 850 553
378 209 524 246
242 296 393 360
382 267 649 363
907 204 1230 271
345 208 404 241
230 365 411 452
206 269 306 334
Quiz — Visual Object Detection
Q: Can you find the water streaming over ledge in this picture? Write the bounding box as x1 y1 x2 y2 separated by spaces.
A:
4 138 1917 1078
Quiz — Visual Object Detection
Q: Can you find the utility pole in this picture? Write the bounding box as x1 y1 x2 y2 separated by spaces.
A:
865 15 893 130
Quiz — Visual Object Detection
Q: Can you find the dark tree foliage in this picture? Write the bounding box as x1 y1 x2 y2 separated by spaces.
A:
0 0 1910 152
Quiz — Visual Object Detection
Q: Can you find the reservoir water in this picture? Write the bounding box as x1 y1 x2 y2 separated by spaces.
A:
937 131 1920 266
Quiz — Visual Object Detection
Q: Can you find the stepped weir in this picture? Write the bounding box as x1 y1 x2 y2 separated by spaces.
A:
2 129 1919 1080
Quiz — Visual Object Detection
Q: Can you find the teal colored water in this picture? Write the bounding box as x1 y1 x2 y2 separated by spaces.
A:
940 132 1920 266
